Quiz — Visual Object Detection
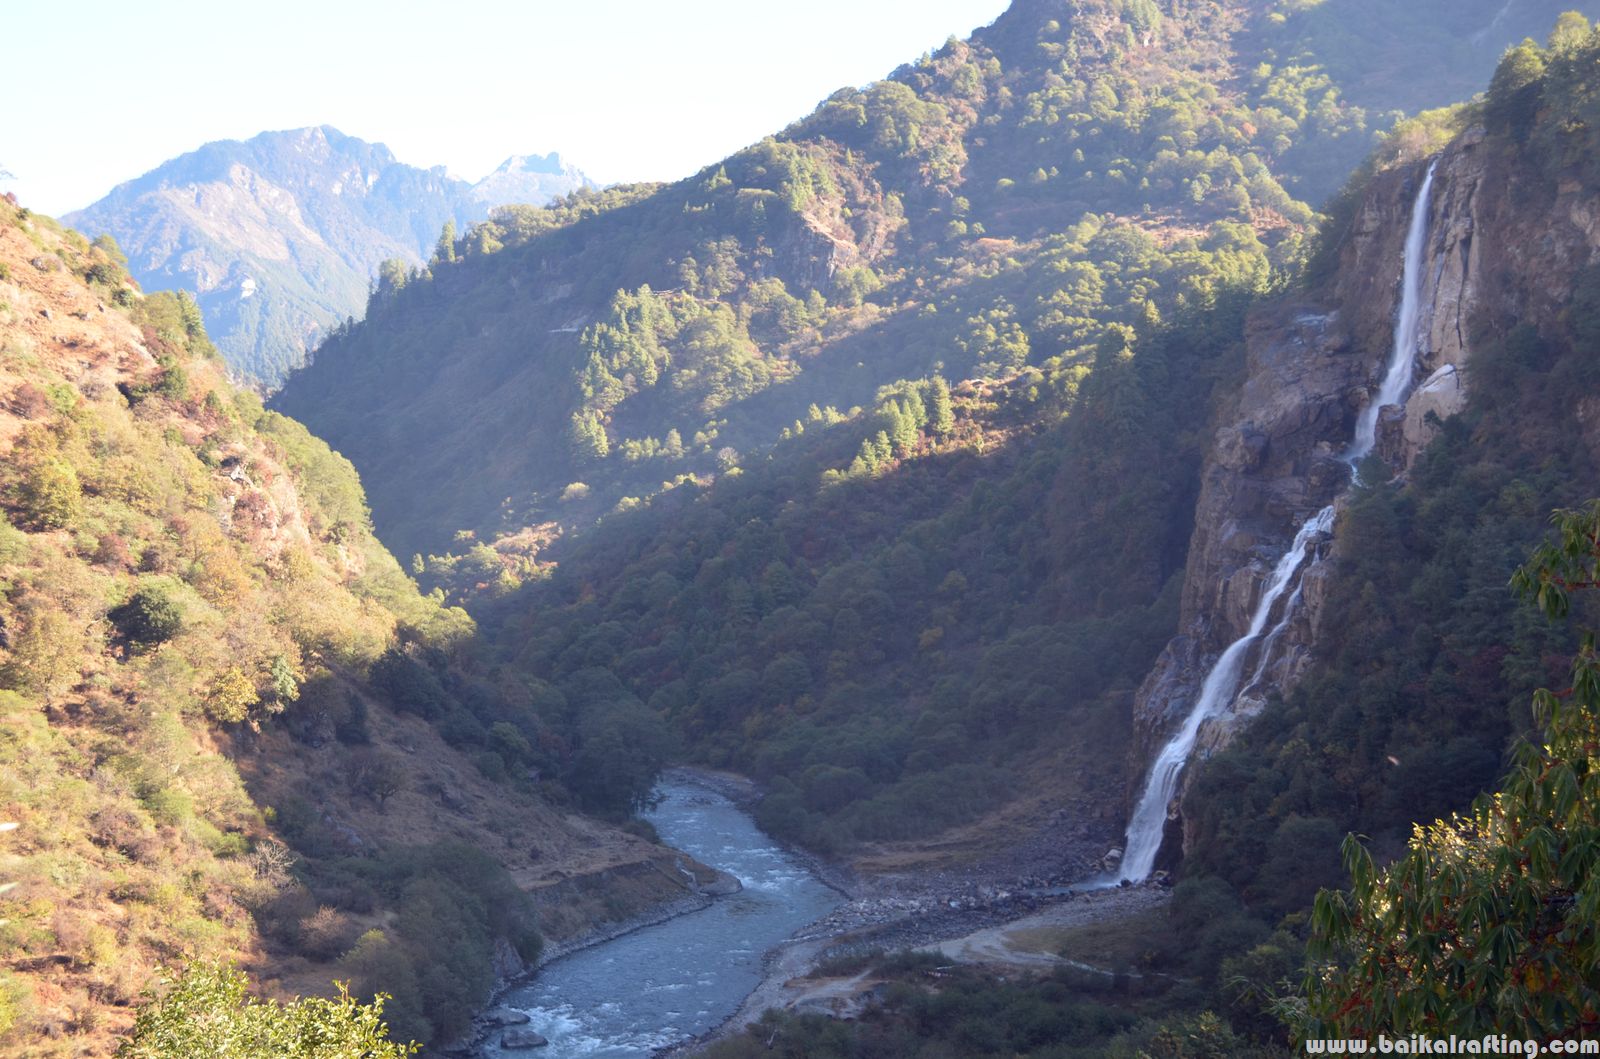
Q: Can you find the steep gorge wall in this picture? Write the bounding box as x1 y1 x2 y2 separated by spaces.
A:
1124 124 1600 865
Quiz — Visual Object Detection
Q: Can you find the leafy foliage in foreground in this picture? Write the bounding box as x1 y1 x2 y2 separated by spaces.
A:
118 962 415 1059
1299 502 1600 1043
1299 502 1600 1040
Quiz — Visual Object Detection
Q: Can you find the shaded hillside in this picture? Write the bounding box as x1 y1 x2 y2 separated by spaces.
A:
671 15 1600 1057
1248 0 1588 123
0 197 708 1055
459 287 1261 865
65 128 593 387
262 0 1600 870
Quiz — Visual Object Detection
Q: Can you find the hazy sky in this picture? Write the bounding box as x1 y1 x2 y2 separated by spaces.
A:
3 0 1011 216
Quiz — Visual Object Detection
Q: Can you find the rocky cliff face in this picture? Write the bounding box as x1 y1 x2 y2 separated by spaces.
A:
1127 124 1600 861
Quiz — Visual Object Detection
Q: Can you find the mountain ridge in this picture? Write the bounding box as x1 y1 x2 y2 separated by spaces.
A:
65 126 596 387
470 151 596 206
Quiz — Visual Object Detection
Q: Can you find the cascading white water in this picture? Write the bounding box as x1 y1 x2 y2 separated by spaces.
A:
1117 506 1333 882
1348 161 1438 464
1471 0 1519 47
1245 579 1306 693
1114 160 1440 884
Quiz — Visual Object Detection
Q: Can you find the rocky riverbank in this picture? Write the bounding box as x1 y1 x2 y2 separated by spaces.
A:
648 766 1164 1056
452 766 1153 1058
662 877 1170 1056
659 767 862 899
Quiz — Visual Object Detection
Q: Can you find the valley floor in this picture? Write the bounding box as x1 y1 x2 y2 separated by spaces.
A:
646 767 1168 1055
734 883 1169 1031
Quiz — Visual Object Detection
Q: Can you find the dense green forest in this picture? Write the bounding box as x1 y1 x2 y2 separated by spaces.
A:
1182 7 1600 977
696 19 1600 1056
473 292 1257 850
272 0 1600 862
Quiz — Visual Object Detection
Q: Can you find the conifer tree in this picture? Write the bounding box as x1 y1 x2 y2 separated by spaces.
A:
927 375 955 436
434 220 456 264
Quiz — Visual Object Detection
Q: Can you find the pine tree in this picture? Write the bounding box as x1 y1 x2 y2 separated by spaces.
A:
567 412 610 462
434 220 457 264
927 375 955 436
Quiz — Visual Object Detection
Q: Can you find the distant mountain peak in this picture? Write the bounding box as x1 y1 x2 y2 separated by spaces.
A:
68 128 594 386
469 152 596 205
491 152 573 176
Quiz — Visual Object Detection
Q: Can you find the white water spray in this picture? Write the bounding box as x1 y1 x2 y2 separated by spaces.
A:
1116 507 1333 882
1349 162 1438 464
1471 0 1519 47
1113 161 1440 883
1245 579 1307 693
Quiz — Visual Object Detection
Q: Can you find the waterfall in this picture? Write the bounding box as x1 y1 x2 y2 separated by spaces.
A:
1471 0 1519 47
1348 161 1438 464
1113 161 1440 884
1117 507 1333 882
1245 579 1307 693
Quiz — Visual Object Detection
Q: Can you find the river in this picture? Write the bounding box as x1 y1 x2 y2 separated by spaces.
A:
476 777 843 1057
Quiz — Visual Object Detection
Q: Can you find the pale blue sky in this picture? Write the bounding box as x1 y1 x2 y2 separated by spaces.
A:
3 0 1011 216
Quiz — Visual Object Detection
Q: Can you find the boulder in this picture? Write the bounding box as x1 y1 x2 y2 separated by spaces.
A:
501 1028 549 1049
483 1008 531 1027
1399 363 1467 467
698 869 743 896
1216 423 1268 472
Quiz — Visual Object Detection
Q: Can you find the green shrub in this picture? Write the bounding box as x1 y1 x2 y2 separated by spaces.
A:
118 961 416 1057
109 586 183 648
206 666 259 724
369 648 446 718
155 357 190 400
13 457 81 531
0 969 30 1039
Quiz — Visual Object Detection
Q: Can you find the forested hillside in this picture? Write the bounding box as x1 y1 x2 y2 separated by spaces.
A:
283 1 1600 1053
277 0 1588 565
18 0 1599 1054
707 15 1600 1056
0 196 707 1056
473 295 1250 858
269 0 1600 863
1181 7 1600 992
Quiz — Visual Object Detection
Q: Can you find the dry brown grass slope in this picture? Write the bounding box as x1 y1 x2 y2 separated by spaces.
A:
0 197 718 1056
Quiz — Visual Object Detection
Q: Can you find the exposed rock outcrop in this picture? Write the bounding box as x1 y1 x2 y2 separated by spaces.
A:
501 1027 550 1049
1121 124 1599 860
